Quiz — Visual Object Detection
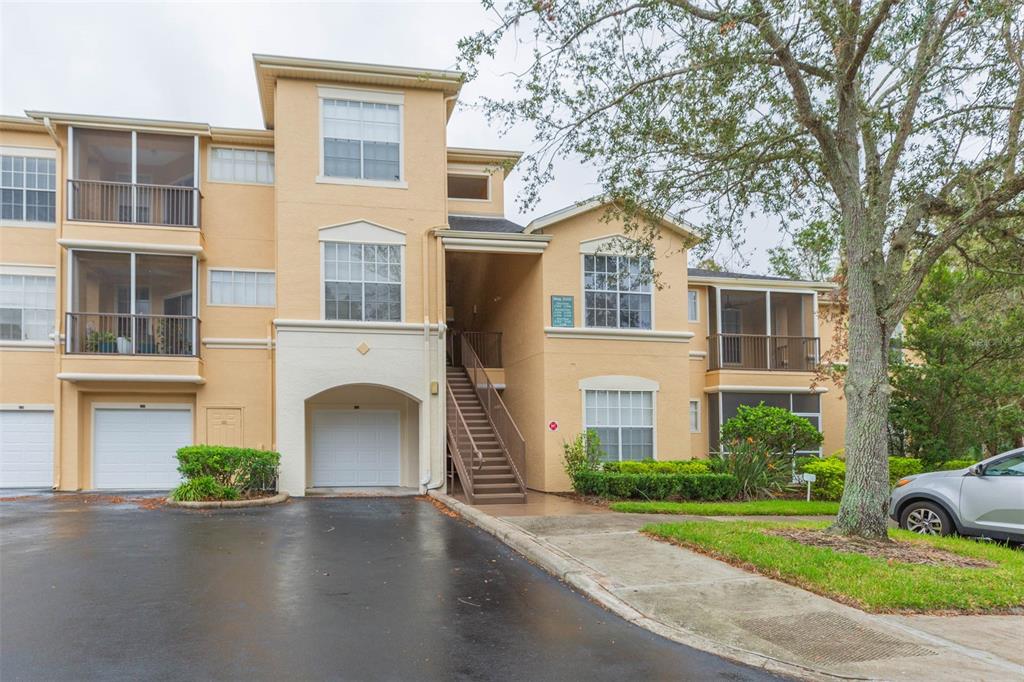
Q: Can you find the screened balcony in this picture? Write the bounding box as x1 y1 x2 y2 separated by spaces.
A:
66 250 198 356
68 128 199 227
706 289 819 371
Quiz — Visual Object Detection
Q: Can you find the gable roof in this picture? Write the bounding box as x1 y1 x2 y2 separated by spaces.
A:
523 198 700 241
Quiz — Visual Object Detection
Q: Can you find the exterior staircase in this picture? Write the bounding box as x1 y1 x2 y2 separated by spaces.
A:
446 366 527 504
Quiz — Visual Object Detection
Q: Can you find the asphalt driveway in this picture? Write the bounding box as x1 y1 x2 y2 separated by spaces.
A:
0 495 783 681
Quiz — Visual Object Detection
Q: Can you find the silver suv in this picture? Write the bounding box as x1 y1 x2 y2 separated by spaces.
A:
889 447 1024 542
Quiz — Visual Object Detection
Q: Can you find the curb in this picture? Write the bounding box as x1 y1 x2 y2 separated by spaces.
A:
428 490 850 682
165 492 290 509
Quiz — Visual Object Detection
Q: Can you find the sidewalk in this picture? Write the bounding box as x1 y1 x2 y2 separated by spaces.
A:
431 491 1024 682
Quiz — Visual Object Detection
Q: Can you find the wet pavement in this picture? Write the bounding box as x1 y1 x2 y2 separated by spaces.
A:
0 494 783 681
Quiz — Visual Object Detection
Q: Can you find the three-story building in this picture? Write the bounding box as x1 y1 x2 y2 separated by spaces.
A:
0 54 845 500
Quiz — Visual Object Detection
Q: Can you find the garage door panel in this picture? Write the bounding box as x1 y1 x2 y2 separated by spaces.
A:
0 410 54 488
93 408 191 490
311 409 400 487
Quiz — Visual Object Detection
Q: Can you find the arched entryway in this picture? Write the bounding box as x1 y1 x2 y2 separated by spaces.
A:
305 384 421 489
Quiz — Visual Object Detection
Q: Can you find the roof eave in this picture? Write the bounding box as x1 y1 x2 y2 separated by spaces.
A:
253 53 465 130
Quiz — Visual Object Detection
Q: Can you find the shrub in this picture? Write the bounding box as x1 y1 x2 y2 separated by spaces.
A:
170 475 239 502
800 457 846 500
721 403 823 455
563 430 603 481
175 445 280 497
797 456 926 500
934 459 976 471
601 459 711 475
888 457 924 483
714 440 793 500
571 470 739 501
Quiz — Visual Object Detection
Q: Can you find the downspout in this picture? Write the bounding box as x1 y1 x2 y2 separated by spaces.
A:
422 93 461 492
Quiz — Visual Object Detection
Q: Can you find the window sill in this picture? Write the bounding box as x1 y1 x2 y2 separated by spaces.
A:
1 220 56 229
0 339 55 351
545 327 693 342
316 175 408 190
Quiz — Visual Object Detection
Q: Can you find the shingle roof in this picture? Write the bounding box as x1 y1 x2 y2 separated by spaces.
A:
448 215 526 233
687 268 802 282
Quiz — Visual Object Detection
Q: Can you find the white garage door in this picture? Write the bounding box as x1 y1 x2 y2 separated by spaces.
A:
311 409 400 487
0 410 54 488
93 407 191 490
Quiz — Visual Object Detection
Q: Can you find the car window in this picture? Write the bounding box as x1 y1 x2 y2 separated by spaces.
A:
984 454 1024 476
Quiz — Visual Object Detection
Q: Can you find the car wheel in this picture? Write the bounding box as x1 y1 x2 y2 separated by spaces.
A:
900 501 953 536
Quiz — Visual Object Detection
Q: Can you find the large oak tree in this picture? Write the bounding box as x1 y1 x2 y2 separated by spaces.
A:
459 0 1024 537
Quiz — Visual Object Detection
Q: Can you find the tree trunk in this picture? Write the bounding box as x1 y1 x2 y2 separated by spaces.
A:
832 249 892 539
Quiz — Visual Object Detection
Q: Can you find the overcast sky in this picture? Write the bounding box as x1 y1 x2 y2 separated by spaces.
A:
0 1 781 270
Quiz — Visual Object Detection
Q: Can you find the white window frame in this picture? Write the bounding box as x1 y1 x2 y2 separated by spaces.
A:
207 146 274 185
581 381 658 462
687 289 699 322
207 268 276 308
689 399 701 433
581 252 654 331
317 86 406 189
320 242 405 323
0 264 56 344
714 390 823 456
1 147 58 228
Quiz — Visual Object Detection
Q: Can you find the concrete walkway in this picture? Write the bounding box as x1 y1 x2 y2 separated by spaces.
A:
434 492 1024 682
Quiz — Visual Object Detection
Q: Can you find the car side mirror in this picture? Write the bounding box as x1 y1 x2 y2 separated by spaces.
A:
968 464 984 476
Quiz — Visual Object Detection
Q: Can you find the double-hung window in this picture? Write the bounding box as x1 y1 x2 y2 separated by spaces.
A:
1 153 56 223
323 242 402 321
689 399 701 433
209 270 276 307
0 273 55 341
322 96 401 182
584 389 654 461
583 255 652 329
687 290 699 322
209 148 274 184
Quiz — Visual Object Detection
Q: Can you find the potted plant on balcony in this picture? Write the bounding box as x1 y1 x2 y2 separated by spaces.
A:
86 330 117 353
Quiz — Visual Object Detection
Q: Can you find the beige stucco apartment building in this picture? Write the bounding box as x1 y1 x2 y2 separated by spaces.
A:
0 54 845 500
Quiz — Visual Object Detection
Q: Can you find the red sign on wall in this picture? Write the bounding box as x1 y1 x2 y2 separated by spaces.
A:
548 421 559 432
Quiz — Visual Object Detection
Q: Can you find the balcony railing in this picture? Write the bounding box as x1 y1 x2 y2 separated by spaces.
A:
66 312 199 357
68 179 199 227
707 334 819 371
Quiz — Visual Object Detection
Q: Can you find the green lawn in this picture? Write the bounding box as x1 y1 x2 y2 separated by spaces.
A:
610 500 840 516
644 520 1024 613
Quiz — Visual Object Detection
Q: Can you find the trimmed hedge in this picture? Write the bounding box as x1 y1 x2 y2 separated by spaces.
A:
572 470 740 501
600 459 711 475
175 445 280 498
797 456 978 500
936 459 976 471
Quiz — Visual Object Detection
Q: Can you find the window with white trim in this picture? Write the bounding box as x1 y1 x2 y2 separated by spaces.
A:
323 243 402 321
1 155 56 223
209 270 275 307
689 399 701 433
0 273 55 340
583 255 652 329
209 148 274 184
322 99 401 181
687 290 699 322
584 389 654 461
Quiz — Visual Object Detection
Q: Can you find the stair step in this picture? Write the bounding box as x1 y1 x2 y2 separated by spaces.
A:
473 493 528 504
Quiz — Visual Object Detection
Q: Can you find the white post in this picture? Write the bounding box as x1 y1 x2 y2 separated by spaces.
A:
192 136 199 228
765 291 772 369
130 131 138 224
66 127 74 220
